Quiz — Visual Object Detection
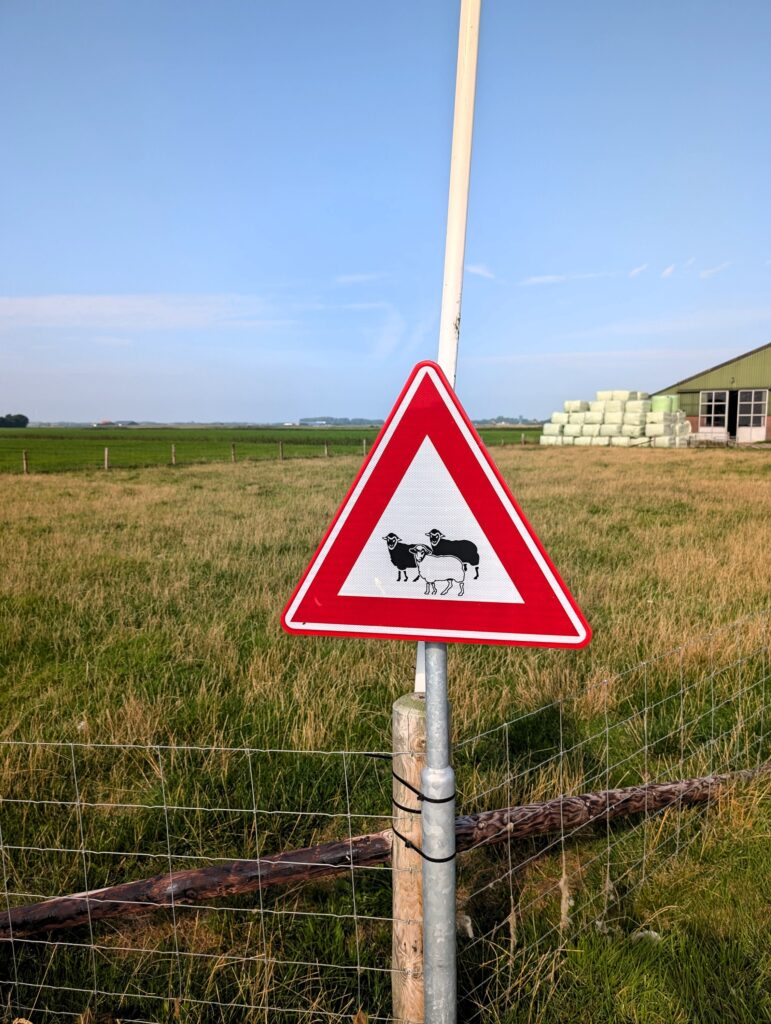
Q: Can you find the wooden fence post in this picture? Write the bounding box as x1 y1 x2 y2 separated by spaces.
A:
324 441 329 458
22 449 28 475
103 447 109 471
231 442 236 464
362 438 367 456
171 444 176 466
279 441 284 462
520 432 525 446
392 692 426 1023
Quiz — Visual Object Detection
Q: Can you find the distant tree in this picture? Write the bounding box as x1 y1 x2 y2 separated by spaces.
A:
0 413 29 428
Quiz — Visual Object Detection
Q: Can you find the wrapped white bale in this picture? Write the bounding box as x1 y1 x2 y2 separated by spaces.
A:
612 390 633 401
563 423 583 436
604 411 624 424
582 423 601 437
569 411 587 424
574 435 592 446
646 411 674 424
600 423 621 436
604 400 625 413
585 410 604 424
596 390 614 401
591 435 611 446
622 423 645 437
652 435 676 448
553 435 565 446
651 395 673 413
611 435 631 446
630 436 651 448
543 422 563 436
626 399 652 414
675 421 692 437
561 435 575 446
646 422 675 438
623 412 646 426
674 437 689 448
564 400 590 413
551 412 569 424
540 434 558 446
589 400 607 413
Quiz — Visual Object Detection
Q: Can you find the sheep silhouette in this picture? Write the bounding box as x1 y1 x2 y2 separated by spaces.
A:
425 529 480 579
409 544 465 597
382 533 420 582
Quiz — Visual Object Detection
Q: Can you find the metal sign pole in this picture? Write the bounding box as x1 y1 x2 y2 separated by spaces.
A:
420 3 481 1022
421 642 456 1020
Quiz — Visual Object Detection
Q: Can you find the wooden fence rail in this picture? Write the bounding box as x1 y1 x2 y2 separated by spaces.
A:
0 766 764 941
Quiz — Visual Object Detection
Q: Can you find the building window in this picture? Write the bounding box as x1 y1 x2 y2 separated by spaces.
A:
737 389 767 428
699 390 727 428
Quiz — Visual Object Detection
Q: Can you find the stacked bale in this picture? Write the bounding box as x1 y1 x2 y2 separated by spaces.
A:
644 395 691 448
541 390 691 449
540 400 587 446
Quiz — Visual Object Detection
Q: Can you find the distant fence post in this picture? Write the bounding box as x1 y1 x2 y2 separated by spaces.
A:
103 447 109 471
279 441 284 462
22 449 29 475
521 432 525 446
231 442 236 464
392 693 426 1023
171 444 176 466
362 438 366 457
324 440 329 458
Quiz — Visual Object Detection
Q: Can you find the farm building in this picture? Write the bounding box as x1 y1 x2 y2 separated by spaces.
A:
653 342 771 443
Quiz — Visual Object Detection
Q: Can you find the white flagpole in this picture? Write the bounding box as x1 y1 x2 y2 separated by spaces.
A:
415 0 481 699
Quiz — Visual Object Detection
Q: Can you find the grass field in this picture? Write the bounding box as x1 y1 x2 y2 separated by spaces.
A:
0 426 542 474
0 446 769 1022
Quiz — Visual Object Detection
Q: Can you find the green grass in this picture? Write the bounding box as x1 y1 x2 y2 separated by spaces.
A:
0 446 768 1021
0 425 542 474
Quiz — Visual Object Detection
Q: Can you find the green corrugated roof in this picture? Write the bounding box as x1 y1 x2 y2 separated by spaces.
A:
653 342 771 393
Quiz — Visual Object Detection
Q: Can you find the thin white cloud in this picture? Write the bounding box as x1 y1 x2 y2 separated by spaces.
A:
661 265 675 278
699 262 731 279
334 272 387 286
466 345 734 367
560 306 771 342
93 336 133 348
518 271 615 287
466 263 495 280
628 263 648 278
0 293 286 332
684 257 696 268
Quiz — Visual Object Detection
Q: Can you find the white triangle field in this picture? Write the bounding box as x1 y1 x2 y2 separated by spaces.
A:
338 438 524 604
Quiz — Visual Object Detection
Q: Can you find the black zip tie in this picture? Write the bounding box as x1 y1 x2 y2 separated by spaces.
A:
392 827 456 863
392 796 421 815
364 753 393 761
392 770 455 805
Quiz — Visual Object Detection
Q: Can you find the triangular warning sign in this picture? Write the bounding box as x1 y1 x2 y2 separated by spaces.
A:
282 361 591 648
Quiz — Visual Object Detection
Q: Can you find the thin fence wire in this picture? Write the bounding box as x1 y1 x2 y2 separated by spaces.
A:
0 611 767 1022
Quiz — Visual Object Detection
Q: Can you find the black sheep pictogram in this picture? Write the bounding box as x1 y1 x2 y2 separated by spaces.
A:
382 533 420 582
425 529 480 579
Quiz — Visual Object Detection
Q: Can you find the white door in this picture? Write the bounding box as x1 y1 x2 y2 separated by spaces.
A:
736 389 768 443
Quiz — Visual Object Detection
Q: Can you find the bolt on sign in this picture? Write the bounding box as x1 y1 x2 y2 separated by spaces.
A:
282 361 590 648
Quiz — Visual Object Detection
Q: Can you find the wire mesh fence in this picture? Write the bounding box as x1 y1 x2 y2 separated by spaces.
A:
0 611 768 1022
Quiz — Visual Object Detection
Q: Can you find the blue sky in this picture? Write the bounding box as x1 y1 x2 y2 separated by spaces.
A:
2 1 770 422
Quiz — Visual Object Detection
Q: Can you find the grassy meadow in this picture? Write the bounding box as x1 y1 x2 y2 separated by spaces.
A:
0 425 541 474
0 446 769 1022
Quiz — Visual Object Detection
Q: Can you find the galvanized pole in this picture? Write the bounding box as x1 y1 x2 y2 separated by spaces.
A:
422 642 456 1022
419 3 481 1022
